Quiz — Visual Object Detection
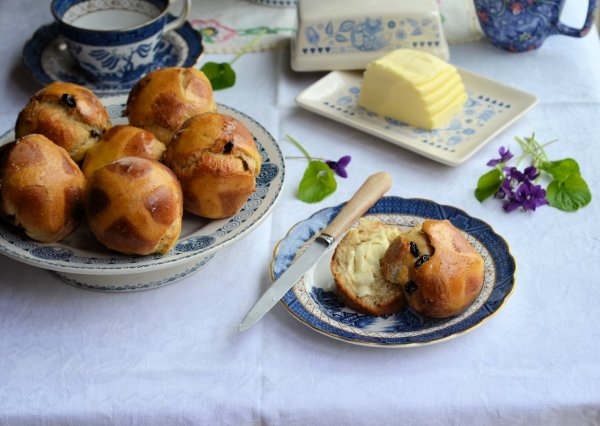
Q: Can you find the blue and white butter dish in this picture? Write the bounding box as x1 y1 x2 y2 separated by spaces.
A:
291 0 450 72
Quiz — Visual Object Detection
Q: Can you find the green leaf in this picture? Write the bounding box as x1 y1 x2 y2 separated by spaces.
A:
540 158 580 183
475 168 504 202
546 173 592 212
200 62 236 90
297 160 337 203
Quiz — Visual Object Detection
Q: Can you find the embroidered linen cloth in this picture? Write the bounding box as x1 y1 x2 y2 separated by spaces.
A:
189 0 483 53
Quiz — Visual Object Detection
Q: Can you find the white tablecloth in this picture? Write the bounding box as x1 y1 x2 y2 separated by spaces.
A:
0 1 599 424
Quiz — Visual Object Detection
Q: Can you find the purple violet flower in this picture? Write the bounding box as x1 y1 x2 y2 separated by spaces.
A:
501 180 548 212
326 155 351 178
487 146 514 167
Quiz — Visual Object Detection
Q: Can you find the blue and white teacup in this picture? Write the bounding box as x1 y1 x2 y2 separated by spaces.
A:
51 0 191 83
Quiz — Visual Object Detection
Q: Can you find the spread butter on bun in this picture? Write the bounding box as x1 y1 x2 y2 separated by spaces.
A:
331 218 405 316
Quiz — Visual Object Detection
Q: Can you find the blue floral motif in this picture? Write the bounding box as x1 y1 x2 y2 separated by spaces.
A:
301 15 442 56
310 288 378 328
351 18 387 51
305 26 320 45
324 84 511 153
474 0 599 52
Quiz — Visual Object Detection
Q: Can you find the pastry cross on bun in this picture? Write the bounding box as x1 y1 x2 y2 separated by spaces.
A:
163 112 262 219
84 157 183 255
0 134 85 243
15 82 111 162
125 67 217 144
381 219 485 318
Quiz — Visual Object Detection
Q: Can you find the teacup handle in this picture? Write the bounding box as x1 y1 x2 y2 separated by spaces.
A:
164 0 191 33
556 0 598 37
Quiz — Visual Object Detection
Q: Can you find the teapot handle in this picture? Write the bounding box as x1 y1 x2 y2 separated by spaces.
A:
556 0 598 37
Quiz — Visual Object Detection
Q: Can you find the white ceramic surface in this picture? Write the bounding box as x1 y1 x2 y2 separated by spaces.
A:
296 70 538 166
0 95 285 292
291 0 449 71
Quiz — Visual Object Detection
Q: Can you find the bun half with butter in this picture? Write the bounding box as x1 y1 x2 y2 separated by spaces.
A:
381 220 484 318
331 218 405 315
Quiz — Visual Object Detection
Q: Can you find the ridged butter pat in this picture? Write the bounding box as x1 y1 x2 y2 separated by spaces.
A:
358 49 467 130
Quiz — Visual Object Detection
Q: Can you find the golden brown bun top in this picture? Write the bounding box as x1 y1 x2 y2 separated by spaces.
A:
409 220 484 318
0 133 85 243
18 81 110 130
165 112 262 177
81 125 166 178
15 82 111 161
85 157 183 255
125 67 217 143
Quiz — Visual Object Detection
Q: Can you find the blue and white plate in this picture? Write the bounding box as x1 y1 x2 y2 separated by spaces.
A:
272 196 515 347
22 16 203 96
296 70 538 166
0 95 285 292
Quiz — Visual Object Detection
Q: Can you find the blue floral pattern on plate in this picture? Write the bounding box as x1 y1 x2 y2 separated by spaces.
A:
22 16 203 95
301 16 442 56
296 70 538 166
0 95 285 276
273 196 516 347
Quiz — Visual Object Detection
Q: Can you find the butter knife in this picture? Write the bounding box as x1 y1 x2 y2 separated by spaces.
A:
238 171 392 332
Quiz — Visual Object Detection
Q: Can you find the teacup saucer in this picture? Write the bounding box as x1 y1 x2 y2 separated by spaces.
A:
22 16 203 96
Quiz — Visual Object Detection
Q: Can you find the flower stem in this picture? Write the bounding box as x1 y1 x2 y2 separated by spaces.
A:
286 134 312 161
230 29 266 65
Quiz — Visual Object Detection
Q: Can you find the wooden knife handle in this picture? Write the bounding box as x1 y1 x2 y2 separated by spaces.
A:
321 171 391 240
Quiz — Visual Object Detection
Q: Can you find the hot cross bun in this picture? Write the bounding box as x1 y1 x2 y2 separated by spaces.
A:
81 125 166 178
84 157 183 255
0 134 85 242
163 112 262 219
15 82 111 162
125 67 217 144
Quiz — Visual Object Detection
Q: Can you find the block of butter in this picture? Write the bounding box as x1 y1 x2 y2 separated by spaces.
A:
358 49 467 130
291 0 449 72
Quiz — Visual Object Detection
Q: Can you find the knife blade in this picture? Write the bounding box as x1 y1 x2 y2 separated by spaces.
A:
238 171 392 332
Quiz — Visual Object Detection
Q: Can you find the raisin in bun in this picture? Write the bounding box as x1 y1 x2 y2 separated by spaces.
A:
381 220 484 318
85 157 183 255
81 125 166 178
163 112 261 219
125 67 217 144
15 82 111 162
330 218 405 315
0 134 85 242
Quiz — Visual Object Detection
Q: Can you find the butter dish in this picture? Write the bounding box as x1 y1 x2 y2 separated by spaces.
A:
291 0 449 72
296 70 538 166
